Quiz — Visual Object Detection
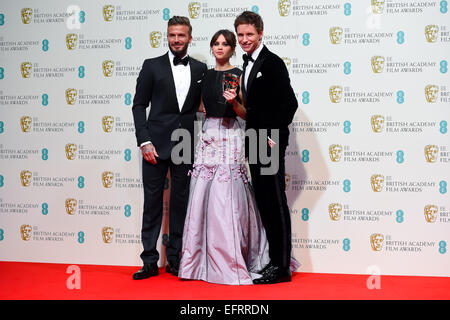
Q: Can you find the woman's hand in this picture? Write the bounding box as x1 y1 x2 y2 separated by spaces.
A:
223 89 237 104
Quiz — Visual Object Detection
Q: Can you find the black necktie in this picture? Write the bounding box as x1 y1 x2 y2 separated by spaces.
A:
242 54 254 70
173 55 189 66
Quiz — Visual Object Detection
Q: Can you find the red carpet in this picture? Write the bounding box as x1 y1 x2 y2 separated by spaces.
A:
1 261 449 300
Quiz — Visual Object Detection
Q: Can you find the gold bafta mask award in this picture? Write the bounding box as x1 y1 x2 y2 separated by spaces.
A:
102 116 114 133
425 85 439 103
371 56 385 73
371 0 385 14
150 31 162 48
329 144 343 162
65 198 77 215
188 2 201 19
424 205 438 223
370 174 384 192
329 27 343 44
65 143 77 160
102 60 114 77
370 233 384 251
328 203 343 221
103 5 115 22
102 227 114 243
66 33 78 50
278 0 291 17
425 25 439 43
20 62 32 78
371 115 385 133
20 116 32 132
20 224 32 241
20 170 32 187
329 85 343 103
102 171 114 188
21 8 32 24
424 145 438 163
65 88 77 105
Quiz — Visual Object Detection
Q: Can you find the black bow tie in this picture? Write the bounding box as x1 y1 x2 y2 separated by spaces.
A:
173 55 189 66
242 54 254 69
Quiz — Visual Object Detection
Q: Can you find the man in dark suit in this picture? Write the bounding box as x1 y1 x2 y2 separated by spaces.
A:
132 16 207 280
234 11 298 284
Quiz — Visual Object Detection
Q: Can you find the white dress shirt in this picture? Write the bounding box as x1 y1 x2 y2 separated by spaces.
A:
244 43 264 89
168 50 191 112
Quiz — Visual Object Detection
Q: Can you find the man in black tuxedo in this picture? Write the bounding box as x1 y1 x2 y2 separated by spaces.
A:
132 16 207 280
234 11 298 284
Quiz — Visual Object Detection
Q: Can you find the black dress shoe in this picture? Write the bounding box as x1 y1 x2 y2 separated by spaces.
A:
165 263 178 276
257 261 275 275
132 263 158 280
253 266 291 284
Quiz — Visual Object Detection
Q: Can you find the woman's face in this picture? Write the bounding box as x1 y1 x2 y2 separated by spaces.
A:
211 34 234 61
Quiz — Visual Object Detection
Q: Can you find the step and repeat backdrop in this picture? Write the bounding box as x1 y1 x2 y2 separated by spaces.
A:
0 0 448 277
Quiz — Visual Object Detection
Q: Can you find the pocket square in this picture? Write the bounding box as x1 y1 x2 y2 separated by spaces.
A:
256 72 262 78
197 79 202 83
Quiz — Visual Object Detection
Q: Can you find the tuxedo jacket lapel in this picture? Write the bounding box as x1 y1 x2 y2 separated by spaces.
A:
246 45 268 97
161 53 180 113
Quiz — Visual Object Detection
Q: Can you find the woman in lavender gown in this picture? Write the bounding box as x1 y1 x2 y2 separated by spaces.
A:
178 30 270 285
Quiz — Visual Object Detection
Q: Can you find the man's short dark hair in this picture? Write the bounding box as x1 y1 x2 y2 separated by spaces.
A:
234 11 264 33
168 16 192 36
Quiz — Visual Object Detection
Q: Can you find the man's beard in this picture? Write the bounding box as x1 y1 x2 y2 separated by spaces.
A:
169 42 189 57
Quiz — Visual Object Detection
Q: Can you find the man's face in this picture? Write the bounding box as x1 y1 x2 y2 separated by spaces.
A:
167 25 192 57
236 24 263 55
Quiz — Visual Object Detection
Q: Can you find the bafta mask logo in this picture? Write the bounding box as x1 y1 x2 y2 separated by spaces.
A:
329 27 343 44
102 60 114 77
371 0 385 14
65 143 77 160
20 116 32 132
371 115 385 133
278 0 291 16
329 144 343 162
65 198 77 215
424 145 438 163
103 5 115 22
188 2 201 19
285 174 291 191
425 85 439 103
102 227 114 243
370 174 384 192
65 88 77 105
424 205 438 223
150 31 162 48
371 56 385 73
20 224 32 241
328 203 343 221
102 116 114 133
425 25 439 43
21 8 33 24
66 33 78 50
282 57 291 71
329 85 343 103
102 171 114 188
370 233 384 251
20 62 32 78
20 170 32 187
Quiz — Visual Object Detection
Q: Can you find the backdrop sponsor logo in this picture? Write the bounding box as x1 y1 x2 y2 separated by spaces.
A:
371 116 438 134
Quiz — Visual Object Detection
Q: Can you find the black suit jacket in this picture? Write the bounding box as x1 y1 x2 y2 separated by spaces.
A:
132 53 207 160
243 45 298 131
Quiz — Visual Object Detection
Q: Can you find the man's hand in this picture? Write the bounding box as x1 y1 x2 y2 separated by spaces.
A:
141 143 159 164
